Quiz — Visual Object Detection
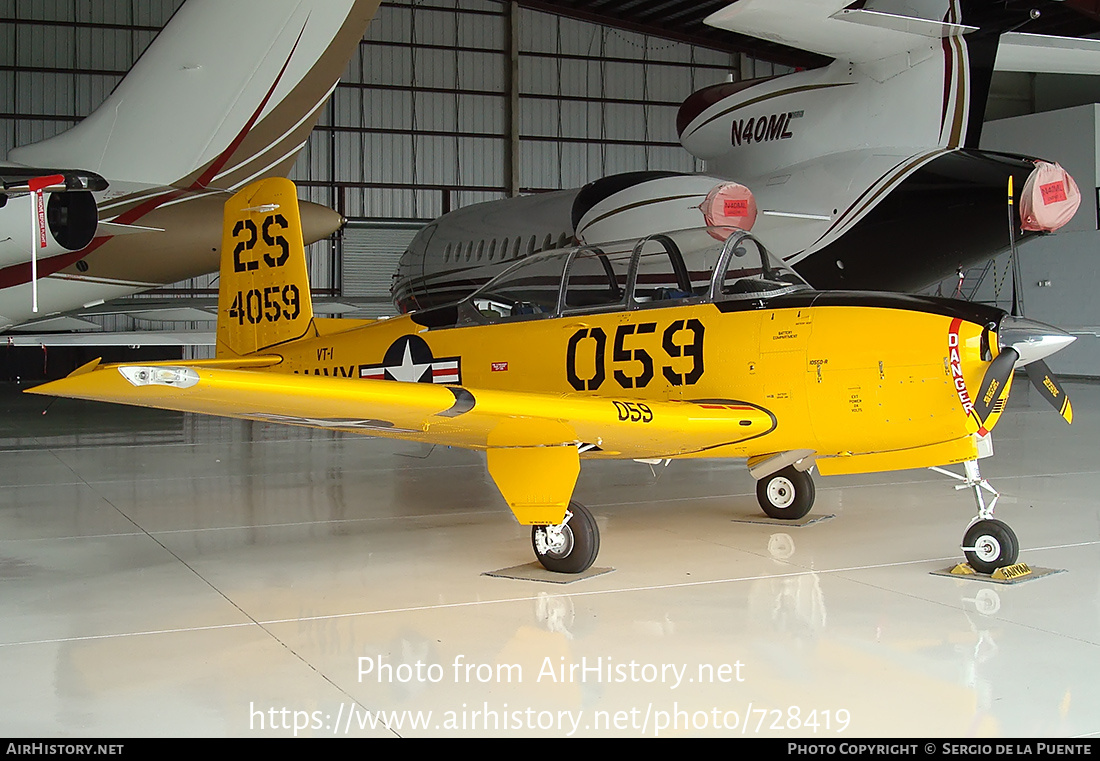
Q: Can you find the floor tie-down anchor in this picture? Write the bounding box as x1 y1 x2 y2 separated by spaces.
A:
930 459 1018 574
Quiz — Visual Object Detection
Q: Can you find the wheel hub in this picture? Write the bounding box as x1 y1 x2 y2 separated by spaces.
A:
534 510 574 558
766 477 796 509
974 535 1001 563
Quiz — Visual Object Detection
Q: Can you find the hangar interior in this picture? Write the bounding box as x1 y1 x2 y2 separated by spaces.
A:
2 0 1100 738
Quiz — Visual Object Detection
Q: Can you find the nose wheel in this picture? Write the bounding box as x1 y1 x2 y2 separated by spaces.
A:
932 459 1021 574
962 519 1019 574
531 501 599 573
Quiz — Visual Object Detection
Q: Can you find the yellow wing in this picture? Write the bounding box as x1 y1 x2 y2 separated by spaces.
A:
28 361 776 458
29 360 777 525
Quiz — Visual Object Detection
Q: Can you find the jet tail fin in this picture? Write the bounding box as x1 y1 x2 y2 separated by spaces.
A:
8 0 380 190
216 178 315 359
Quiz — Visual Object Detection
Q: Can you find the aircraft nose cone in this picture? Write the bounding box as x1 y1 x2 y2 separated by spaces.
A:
998 315 1076 366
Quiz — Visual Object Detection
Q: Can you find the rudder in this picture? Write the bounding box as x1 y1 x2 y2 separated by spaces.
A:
216 178 315 358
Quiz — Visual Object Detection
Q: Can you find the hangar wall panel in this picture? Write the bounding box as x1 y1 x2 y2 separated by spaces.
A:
342 226 419 302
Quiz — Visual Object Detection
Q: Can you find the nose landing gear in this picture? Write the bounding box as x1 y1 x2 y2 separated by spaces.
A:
933 459 1020 574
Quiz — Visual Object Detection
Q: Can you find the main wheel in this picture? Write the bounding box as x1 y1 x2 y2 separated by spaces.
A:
756 466 815 520
531 501 599 574
962 519 1019 574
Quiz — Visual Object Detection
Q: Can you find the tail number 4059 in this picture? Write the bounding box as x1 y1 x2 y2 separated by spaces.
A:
227 284 301 325
566 319 704 391
226 213 301 325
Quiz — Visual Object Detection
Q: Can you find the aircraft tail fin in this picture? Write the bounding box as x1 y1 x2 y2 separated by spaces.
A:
7 0 380 191
216 178 315 359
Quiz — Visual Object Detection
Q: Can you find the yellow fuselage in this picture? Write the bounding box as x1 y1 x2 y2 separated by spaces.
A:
276 297 998 471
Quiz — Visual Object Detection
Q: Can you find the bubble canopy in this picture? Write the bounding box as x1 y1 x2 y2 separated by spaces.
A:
459 227 810 324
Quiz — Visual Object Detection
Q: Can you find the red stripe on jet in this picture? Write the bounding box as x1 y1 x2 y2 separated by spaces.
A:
0 22 308 291
191 23 307 190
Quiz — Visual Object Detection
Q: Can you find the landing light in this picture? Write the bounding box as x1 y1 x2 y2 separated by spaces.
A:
119 366 199 388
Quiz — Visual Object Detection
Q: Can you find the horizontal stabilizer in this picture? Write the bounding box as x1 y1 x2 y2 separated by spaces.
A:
995 32 1100 75
704 0 974 64
5 331 216 347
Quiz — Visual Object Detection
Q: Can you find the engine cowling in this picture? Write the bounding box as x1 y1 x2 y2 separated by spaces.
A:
0 190 99 268
572 172 757 245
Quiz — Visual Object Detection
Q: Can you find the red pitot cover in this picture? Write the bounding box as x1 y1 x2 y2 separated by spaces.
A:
1021 161 1080 232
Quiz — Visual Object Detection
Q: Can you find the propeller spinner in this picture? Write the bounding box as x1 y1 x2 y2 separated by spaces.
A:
974 316 1075 425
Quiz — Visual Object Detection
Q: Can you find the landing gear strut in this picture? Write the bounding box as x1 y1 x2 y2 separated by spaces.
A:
531 501 599 573
933 459 1020 574
756 465 816 520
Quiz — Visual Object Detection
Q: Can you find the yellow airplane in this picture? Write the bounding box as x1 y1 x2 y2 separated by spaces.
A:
29 178 1077 576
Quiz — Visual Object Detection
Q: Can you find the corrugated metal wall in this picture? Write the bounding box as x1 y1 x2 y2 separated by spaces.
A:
0 0 778 303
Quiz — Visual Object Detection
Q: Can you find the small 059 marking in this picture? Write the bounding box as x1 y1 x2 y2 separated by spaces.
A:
613 400 653 423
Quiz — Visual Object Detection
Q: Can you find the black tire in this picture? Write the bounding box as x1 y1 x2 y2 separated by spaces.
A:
963 519 1019 574
531 501 600 574
756 466 815 520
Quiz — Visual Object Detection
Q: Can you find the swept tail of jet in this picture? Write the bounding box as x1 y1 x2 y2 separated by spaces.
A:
9 0 381 191
0 0 380 330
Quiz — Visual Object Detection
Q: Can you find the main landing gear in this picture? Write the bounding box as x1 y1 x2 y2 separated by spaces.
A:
531 501 600 573
755 465 816 520
933 459 1019 574
524 460 1019 575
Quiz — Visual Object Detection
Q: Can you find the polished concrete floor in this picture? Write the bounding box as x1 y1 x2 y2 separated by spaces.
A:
2 379 1099 738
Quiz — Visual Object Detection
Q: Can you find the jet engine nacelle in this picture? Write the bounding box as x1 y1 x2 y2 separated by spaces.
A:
573 172 756 245
0 190 99 269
